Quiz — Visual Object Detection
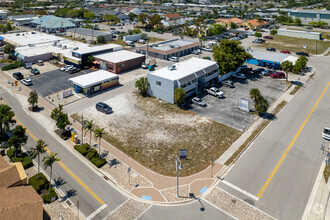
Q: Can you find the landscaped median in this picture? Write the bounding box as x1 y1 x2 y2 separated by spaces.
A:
28 173 58 204
74 143 106 168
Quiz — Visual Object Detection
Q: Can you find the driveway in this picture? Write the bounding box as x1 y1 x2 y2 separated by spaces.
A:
189 73 288 131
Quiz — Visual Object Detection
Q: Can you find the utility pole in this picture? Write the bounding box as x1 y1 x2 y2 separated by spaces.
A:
81 114 84 145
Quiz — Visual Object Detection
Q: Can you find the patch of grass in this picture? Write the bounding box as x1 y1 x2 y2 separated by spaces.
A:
109 39 126 47
290 84 302 95
324 164 330 183
225 100 288 166
148 37 165 43
257 35 330 55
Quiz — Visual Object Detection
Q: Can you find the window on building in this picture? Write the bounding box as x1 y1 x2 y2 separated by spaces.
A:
156 81 161 86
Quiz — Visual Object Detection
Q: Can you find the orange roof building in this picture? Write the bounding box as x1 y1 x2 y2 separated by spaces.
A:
216 17 244 26
163 13 181 20
244 19 268 28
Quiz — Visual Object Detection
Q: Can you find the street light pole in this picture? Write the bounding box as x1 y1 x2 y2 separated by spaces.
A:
81 114 84 145
176 154 183 198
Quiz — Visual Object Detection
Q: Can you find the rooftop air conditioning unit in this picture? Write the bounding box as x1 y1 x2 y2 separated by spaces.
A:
167 65 176 71
57 44 62 48
73 47 78 50
16 33 20 36
62 45 67 49
169 44 175 48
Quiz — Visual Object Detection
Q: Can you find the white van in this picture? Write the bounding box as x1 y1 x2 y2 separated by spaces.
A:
322 127 330 140
208 41 218 47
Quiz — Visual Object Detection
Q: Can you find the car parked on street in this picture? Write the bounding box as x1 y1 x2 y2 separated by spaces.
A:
192 97 207 107
233 73 246 79
222 80 234 88
280 50 291 54
96 102 112 114
296 51 309 57
270 72 286 79
21 78 32 86
30 68 40 75
13 72 24 80
169 56 179 62
266 47 276 52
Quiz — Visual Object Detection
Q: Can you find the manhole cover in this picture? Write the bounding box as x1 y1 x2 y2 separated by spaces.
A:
232 199 236 204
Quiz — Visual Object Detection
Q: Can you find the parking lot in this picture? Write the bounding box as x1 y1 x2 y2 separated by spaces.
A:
189 72 288 131
28 68 89 97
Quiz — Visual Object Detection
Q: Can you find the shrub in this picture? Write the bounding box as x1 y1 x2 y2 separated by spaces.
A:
74 144 89 156
91 156 106 168
42 187 58 204
1 61 23 71
87 148 97 160
6 148 15 158
8 149 33 169
29 173 49 194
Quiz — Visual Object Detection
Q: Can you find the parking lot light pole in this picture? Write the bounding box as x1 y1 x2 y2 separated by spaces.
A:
176 154 183 198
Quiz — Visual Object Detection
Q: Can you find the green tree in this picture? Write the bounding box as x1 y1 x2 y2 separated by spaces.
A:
8 125 27 156
135 77 149 96
50 104 71 135
31 139 47 180
213 39 253 75
281 60 293 73
128 13 136 21
174 88 186 106
103 14 112 25
193 17 207 36
84 120 94 151
84 12 96 20
295 18 302 26
28 90 38 110
0 104 16 140
133 29 142 34
208 23 226 36
249 88 261 102
254 32 262 39
4 44 16 57
230 22 237 29
43 152 60 193
5 22 13 32
87 56 95 66
293 56 308 74
255 96 269 116
149 14 162 29
270 29 277 35
309 21 317 27
54 8 70 17
137 13 148 25
97 35 105 44
94 128 104 159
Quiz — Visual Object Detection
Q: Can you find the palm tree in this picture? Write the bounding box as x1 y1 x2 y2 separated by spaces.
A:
135 77 149 96
0 104 16 140
84 120 94 151
43 152 60 193
250 88 261 102
94 128 104 160
31 139 47 180
174 88 186 107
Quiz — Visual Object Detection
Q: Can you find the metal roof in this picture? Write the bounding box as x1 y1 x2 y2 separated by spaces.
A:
31 15 75 29
68 70 118 88
66 28 111 37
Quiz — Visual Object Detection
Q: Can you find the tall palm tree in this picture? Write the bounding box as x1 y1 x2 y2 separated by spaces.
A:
84 120 94 151
31 139 47 180
0 104 16 140
249 88 261 102
43 152 60 193
94 128 104 160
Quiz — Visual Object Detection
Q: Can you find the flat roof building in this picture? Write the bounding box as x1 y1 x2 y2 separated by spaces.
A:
288 9 330 25
277 28 321 40
66 28 113 42
138 39 200 60
94 50 145 74
147 57 219 103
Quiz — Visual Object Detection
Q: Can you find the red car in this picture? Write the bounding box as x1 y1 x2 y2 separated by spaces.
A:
280 50 291 54
263 35 273 39
270 72 286 79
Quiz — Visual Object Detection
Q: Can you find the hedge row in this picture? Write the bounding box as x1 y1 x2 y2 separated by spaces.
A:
7 148 33 169
28 173 49 194
1 61 23 71
74 144 106 168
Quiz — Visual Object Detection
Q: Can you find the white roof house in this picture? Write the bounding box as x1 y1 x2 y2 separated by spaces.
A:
94 50 145 63
68 70 118 88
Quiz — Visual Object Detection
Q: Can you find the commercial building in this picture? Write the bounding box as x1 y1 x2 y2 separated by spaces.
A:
216 17 244 27
0 155 43 220
31 15 76 33
147 57 219 103
8 14 38 26
66 28 113 42
277 29 321 40
69 70 119 95
288 9 330 25
94 50 145 74
138 39 200 60
245 50 298 70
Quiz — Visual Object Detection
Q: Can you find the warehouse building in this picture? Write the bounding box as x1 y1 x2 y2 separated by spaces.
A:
288 9 330 25
245 50 298 70
94 50 145 74
66 28 113 42
147 57 219 103
277 29 321 40
69 70 119 95
138 39 200 60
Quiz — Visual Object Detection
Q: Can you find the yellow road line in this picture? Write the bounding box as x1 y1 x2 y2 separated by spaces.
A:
257 81 330 199
1 100 104 205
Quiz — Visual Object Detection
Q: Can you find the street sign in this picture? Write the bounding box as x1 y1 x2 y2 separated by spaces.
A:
128 167 131 173
180 149 187 159
239 98 249 112
82 120 86 128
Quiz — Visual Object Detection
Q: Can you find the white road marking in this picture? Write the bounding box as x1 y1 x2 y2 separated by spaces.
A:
219 181 259 201
86 203 108 220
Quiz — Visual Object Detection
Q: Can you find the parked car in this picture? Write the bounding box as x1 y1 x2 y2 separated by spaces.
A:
252 39 264 44
65 66 75 72
67 67 80 74
60 65 73 71
191 97 207 107
261 70 273 76
96 102 112 114
125 41 135 47
205 87 224 98
266 47 276 52
252 68 265 74
30 68 40 75
222 80 234 88
203 47 213 52
157 31 163 34
270 72 286 78
280 50 291 54
263 36 273 39
13 72 24 80
322 127 330 140
23 62 33 69
233 73 246 79
296 51 309 57
21 78 32 86
169 56 179 62
138 39 145 44
231 37 240 41
240 65 252 72
191 49 202 55
36 60 44 66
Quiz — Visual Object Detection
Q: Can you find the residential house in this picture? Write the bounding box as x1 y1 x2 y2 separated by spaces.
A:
216 17 244 27
243 19 268 29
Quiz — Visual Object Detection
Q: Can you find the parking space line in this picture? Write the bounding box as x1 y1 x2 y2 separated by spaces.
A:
48 89 56 94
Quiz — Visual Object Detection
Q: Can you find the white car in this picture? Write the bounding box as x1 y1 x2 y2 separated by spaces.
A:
169 57 179 62
203 47 213 52
21 78 33 86
65 66 75 72
233 73 246 79
60 65 73 71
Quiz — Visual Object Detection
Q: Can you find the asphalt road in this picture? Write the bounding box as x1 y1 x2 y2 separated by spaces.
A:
0 89 127 219
219 55 330 220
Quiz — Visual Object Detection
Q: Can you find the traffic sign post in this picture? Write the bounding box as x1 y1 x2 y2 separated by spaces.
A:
128 167 131 185
211 158 214 178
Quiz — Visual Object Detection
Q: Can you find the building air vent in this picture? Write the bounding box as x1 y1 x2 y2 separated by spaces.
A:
62 45 67 49
73 47 78 50
169 44 175 48
16 33 20 36
31 32 36 34
154 44 159 47
167 65 176 71
57 44 62 48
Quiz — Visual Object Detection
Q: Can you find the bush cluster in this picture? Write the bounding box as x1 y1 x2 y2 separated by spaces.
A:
1 61 23 71
28 173 49 194
0 58 13 63
42 187 58 204
74 144 106 168
7 148 33 169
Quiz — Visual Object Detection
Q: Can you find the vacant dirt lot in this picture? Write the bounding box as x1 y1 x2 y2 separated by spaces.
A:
73 92 241 176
